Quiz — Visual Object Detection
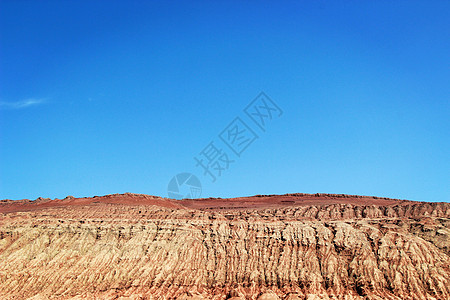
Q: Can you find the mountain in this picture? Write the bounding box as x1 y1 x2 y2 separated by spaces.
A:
0 193 449 299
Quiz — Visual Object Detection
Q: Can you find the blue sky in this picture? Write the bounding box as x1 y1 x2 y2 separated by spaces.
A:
0 1 449 202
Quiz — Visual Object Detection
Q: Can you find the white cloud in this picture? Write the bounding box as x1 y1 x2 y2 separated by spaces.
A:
0 98 46 109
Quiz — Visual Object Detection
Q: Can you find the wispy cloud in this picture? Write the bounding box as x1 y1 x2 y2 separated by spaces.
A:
0 98 47 109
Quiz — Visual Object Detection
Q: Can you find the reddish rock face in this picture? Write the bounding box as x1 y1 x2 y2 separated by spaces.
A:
0 193 449 299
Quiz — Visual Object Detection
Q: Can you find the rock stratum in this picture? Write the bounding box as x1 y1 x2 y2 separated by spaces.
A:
0 193 449 300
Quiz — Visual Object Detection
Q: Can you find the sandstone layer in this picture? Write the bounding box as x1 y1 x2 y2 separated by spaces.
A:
0 193 449 299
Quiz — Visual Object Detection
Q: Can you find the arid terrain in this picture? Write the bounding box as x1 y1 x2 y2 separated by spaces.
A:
0 193 449 299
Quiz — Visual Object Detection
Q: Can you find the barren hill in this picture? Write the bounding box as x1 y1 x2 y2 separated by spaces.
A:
0 193 449 299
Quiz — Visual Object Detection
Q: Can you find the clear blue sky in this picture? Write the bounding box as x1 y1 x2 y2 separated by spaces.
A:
1 1 449 202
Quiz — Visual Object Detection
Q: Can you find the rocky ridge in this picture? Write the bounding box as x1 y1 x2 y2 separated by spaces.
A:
0 193 449 299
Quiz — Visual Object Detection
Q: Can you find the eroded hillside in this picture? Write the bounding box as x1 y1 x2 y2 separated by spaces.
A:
0 194 449 299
